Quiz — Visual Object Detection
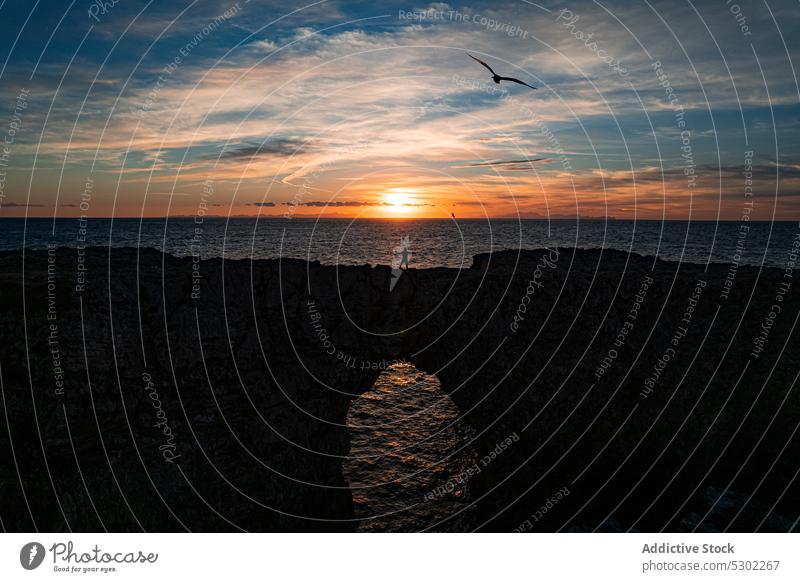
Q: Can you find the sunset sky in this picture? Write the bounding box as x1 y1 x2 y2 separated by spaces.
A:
0 0 798 219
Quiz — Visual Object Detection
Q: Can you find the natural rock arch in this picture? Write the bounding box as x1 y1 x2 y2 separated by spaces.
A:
0 247 797 531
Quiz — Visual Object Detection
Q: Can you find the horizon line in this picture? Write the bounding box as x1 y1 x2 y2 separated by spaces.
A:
1 216 799 222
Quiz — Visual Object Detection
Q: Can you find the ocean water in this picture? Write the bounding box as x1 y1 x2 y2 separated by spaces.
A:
0 217 797 268
343 362 478 532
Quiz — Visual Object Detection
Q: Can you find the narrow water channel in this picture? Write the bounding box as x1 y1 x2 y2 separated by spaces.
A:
342 361 478 532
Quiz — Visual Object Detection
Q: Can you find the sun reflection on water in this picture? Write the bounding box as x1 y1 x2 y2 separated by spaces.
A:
343 362 478 532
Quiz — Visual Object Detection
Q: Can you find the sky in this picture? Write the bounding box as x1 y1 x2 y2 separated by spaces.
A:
0 0 798 220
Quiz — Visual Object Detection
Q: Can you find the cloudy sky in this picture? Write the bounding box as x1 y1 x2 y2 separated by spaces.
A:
0 0 798 219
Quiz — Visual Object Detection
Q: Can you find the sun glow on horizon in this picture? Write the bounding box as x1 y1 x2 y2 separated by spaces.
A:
383 188 418 214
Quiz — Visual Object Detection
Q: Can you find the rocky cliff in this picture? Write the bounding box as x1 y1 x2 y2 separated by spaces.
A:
1 247 797 531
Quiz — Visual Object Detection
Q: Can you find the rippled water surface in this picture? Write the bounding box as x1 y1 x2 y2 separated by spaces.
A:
2 217 798 267
343 362 478 532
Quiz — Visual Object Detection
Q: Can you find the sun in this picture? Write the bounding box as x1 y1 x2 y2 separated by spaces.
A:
383 188 416 213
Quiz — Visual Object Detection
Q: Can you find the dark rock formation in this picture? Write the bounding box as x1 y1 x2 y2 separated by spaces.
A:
1 246 798 531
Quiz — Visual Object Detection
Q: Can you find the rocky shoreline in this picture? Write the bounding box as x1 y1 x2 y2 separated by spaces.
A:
1 247 797 531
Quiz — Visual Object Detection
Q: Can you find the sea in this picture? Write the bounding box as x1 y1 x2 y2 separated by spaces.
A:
3 217 797 531
343 362 478 532
1 217 798 268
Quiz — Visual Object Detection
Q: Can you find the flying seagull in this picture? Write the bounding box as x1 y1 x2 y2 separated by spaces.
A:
467 54 537 89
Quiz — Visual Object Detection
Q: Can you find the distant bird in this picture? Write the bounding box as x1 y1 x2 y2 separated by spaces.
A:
467 54 537 89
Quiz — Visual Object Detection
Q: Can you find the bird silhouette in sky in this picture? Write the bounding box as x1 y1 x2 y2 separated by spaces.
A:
467 54 537 89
